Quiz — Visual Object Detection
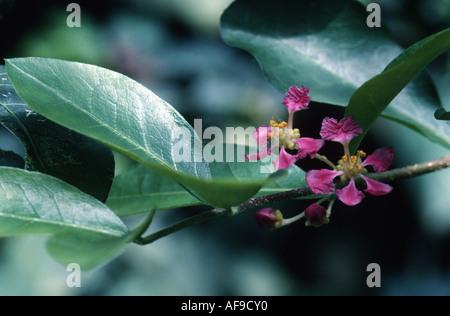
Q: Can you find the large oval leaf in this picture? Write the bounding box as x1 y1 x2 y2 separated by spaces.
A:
0 167 130 269
5 58 286 208
221 0 450 148
0 65 115 202
5 58 215 198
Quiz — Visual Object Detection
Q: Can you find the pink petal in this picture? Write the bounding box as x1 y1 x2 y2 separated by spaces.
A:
361 176 393 196
306 169 343 194
293 137 325 159
281 85 311 113
361 147 393 173
272 147 299 170
320 115 363 144
245 146 272 161
335 178 365 206
253 125 271 146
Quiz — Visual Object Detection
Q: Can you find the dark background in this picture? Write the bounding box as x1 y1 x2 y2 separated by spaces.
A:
0 0 449 295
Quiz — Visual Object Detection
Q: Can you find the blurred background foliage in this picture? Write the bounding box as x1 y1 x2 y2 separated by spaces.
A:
0 0 449 295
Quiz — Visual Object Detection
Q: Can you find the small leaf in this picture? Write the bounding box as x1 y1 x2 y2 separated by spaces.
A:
221 0 450 149
0 167 130 268
0 66 115 202
0 149 25 168
345 28 450 152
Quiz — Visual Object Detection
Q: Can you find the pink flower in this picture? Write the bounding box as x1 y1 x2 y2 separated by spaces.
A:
246 121 324 171
305 147 394 206
282 85 311 113
320 116 363 145
245 85 322 171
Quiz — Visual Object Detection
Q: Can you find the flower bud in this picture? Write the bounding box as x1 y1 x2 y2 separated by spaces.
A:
254 208 283 229
305 204 329 228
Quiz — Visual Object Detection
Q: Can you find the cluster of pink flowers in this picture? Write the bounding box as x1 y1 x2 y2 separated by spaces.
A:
251 85 394 229
245 86 324 171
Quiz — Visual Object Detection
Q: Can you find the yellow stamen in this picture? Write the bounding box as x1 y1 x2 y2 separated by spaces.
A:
350 156 357 164
349 166 354 172
288 142 295 150
342 155 348 163
358 150 367 158
268 132 272 139
357 164 362 172
270 120 276 127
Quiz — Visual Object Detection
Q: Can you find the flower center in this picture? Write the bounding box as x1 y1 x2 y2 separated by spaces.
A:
268 120 301 150
336 150 368 181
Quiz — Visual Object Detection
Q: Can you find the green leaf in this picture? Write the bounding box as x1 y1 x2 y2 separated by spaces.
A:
221 0 450 149
47 231 131 270
0 167 130 269
108 144 289 215
0 149 25 168
107 145 310 216
0 66 115 202
4 58 217 198
255 163 308 198
346 28 450 152
107 163 201 216
5 57 285 208
435 109 450 121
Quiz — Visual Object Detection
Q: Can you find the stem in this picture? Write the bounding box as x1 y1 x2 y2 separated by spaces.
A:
135 208 229 244
343 142 351 157
315 153 337 169
368 155 450 182
281 212 305 226
134 154 450 245
287 111 294 130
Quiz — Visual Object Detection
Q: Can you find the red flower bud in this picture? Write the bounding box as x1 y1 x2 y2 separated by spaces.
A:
254 208 283 229
305 204 329 228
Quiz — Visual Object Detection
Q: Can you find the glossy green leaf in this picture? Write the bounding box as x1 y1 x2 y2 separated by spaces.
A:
5 58 285 208
254 163 308 198
107 163 201 215
0 149 25 168
346 28 450 152
5 57 211 178
0 66 115 202
0 167 130 268
107 146 310 216
47 231 131 270
221 0 450 148
107 144 289 214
